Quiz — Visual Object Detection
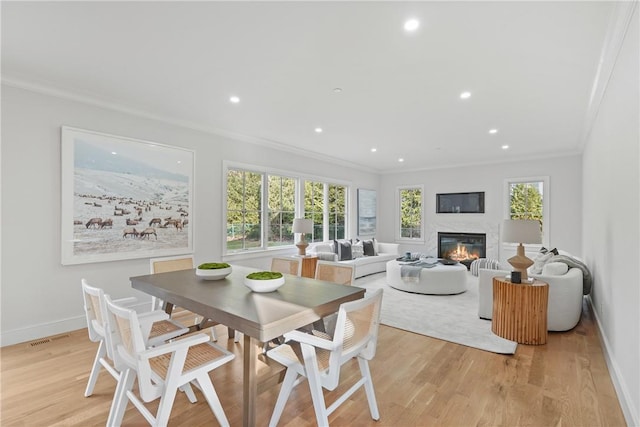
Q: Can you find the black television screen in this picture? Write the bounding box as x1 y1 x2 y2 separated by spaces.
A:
436 192 485 214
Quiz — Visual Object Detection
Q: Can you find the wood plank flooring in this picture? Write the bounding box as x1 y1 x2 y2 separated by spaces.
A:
0 299 626 426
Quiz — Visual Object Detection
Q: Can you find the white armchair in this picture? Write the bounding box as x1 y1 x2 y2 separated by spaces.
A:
478 267 584 331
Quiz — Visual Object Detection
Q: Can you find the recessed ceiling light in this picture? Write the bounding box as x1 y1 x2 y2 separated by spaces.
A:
501 145 509 150
460 91 471 99
371 148 377 153
333 87 343 93
229 96 240 104
404 19 420 32
489 129 499 134
398 158 405 162
111 151 117 155
315 127 323 133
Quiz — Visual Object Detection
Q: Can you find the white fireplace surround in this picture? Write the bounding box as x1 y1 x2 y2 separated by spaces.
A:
426 222 500 260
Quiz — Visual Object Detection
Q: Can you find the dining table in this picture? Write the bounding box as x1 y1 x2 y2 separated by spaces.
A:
130 264 365 427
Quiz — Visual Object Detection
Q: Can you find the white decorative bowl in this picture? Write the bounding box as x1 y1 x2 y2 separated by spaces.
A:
244 276 285 293
196 266 232 280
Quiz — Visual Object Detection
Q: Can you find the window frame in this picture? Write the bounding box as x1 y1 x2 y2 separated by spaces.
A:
503 176 550 248
396 184 425 243
223 161 350 256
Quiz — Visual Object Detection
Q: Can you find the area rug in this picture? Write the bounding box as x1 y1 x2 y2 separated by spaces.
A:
355 272 517 354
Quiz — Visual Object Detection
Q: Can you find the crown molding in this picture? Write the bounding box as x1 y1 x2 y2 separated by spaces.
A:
378 149 583 175
580 1 638 147
1 76 377 174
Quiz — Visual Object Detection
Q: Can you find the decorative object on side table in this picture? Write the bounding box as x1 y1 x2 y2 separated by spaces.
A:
501 219 542 281
292 218 313 256
196 262 232 280
244 271 285 292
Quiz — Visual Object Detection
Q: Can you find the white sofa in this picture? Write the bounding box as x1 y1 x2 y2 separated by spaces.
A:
310 241 400 279
478 267 584 331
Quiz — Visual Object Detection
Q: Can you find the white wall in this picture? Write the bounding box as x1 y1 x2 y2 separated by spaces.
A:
582 6 639 426
377 155 583 266
0 85 378 346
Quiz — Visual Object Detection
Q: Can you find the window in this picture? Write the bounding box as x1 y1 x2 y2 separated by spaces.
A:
328 184 347 240
226 169 262 251
504 176 549 244
304 181 325 243
398 186 423 240
225 163 350 254
267 175 296 247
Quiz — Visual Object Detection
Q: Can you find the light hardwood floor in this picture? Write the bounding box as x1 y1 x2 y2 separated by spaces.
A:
0 300 626 426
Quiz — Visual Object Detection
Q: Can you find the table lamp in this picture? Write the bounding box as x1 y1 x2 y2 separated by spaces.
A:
501 219 542 282
292 218 313 256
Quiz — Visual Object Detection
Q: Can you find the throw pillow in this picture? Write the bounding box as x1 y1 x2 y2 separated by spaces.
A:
360 238 377 256
540 247 559 256
541 262 569 276
351 240 364 258
530 252 554 274
334 239 352 261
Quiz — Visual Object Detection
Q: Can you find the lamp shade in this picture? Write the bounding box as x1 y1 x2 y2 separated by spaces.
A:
502 219 541 244
292 218 313 234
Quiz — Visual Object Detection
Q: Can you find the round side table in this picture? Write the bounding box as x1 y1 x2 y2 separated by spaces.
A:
491 276 549 345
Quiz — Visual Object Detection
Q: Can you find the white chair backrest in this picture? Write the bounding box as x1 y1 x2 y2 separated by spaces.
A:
314 261 355 285
326 289 382 387
149 255 194 274
81 279 107 344
104 295 162 402
271 257 301 276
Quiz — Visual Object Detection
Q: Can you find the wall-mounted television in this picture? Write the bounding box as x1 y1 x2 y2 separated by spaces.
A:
436 192 485 214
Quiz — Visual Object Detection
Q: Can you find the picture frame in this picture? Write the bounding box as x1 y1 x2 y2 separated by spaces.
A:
61 127 194 265
436 191 485 214
357 189 377 236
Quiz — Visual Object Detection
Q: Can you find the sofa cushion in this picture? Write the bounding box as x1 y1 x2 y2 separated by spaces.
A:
316 251 337 261
542 262 569 276
314 243 333 254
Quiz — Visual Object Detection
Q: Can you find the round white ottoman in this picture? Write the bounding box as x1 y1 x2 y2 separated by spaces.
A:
386 260 467 294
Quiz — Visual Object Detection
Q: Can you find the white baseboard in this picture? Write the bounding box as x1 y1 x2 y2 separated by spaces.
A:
587 295 639 427
0 302 151 347
0 315 86 347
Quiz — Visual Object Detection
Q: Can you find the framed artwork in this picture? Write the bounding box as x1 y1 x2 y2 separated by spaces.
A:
357 189 377 236
61 127 194 265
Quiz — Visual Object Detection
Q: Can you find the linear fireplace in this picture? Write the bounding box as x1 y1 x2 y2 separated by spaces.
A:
438 232 487 269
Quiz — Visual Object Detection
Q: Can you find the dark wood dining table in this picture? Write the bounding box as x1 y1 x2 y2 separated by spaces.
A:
130 264 365 427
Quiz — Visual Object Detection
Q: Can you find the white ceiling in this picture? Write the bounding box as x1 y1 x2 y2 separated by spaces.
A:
1 1 615 173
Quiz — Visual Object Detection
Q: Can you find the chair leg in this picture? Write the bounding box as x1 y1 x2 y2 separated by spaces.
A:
180 383 197 403
358 358 379 420
84 340 106 397
107 368 136 427
302 348 330 427
195 373 230 427
269 368 299 427
155 381 180 427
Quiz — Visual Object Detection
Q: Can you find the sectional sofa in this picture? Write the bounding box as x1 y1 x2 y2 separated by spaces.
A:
310 240 400 278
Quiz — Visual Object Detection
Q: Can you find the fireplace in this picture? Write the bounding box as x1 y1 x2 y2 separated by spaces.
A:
438 232 486 269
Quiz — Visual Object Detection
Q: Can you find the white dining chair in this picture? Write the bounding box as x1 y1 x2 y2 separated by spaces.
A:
81 279 188 398
104 295 235 427
266 288 383 426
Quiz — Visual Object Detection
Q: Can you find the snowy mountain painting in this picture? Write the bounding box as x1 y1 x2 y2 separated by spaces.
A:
61 127 194 264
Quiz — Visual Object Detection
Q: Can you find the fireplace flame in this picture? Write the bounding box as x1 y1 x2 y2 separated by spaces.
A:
446 243 480 262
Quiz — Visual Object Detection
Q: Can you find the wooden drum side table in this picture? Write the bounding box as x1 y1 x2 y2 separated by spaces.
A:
299 256 318 278
491 276 549 345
